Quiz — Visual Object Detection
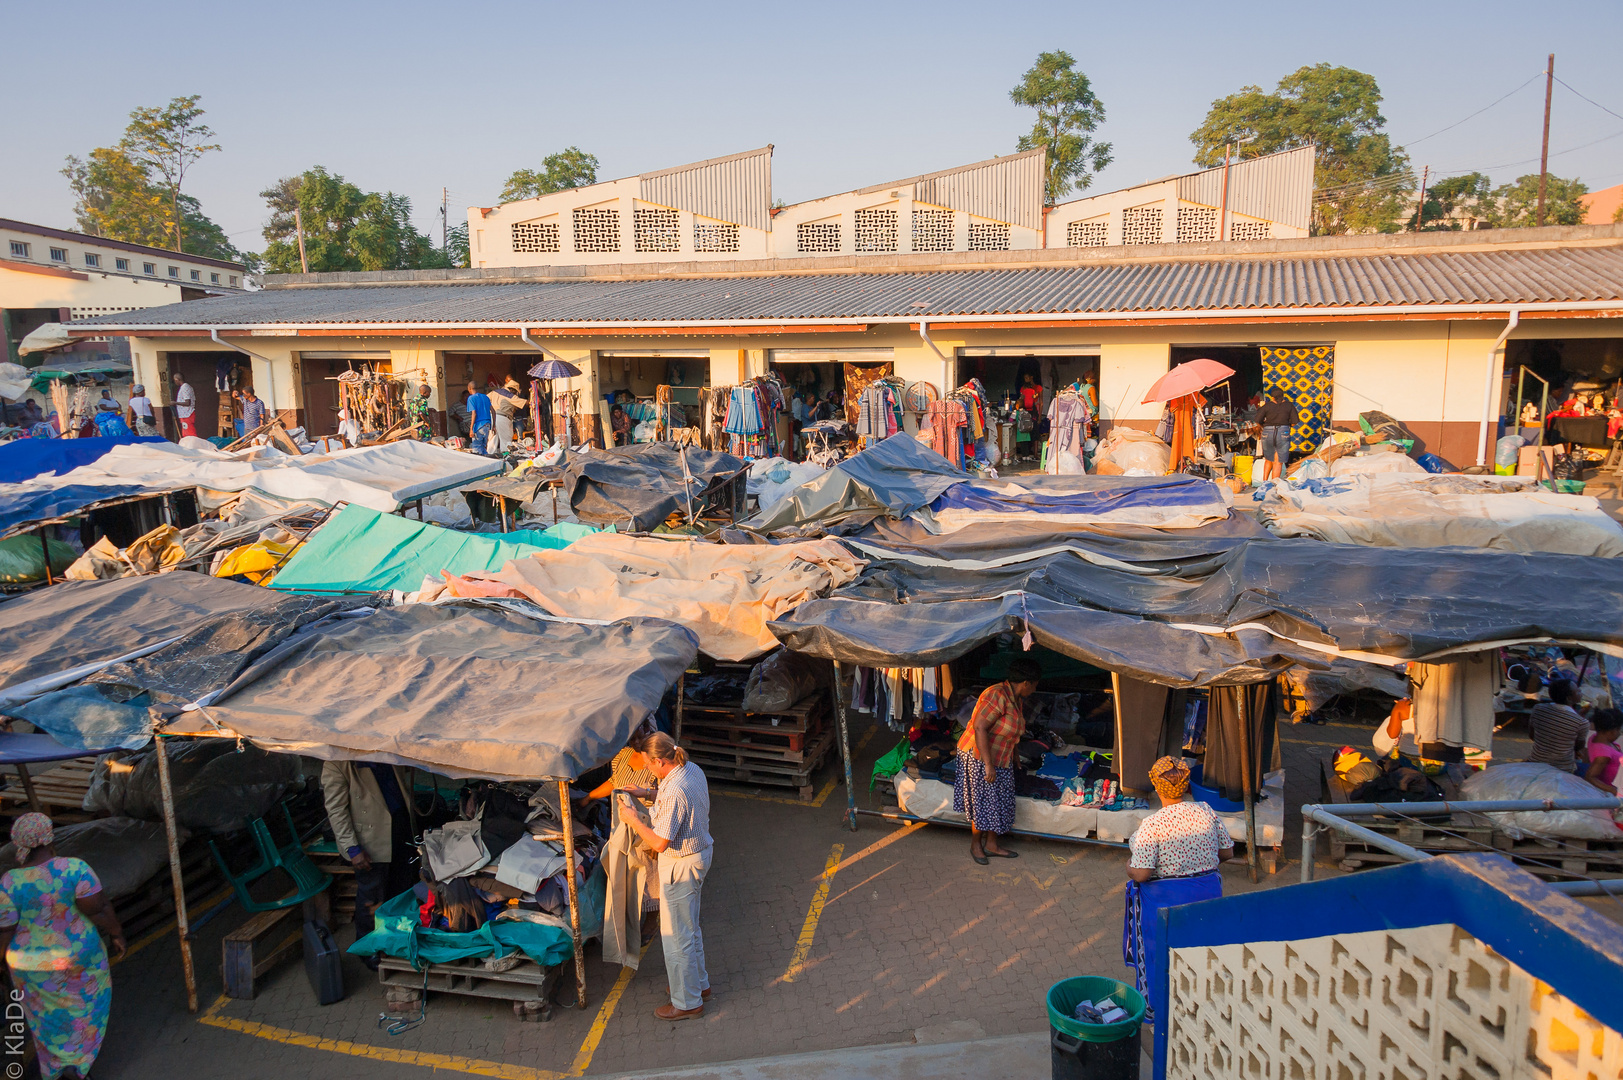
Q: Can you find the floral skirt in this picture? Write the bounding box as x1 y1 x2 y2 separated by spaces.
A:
952 749 1015 834
16 954 111 1080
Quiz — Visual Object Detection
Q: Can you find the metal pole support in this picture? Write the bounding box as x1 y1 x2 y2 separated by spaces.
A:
1237 688 1260 884
558 779 587 1010
832 660 857 832
1300 818 1317 884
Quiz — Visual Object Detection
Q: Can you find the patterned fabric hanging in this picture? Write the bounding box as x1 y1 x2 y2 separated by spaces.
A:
1260 345 1334 455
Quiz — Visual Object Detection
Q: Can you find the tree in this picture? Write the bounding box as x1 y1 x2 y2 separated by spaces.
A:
445 222 470 268
1410 172 1492 231
1009 51 1112 203
257 167 448 273
1485 173 1589 228
62 146 243 264
499 148 600 203
1190 64 1412 235
120 95 221 254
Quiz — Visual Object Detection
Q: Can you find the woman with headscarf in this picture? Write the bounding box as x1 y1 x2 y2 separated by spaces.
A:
0 814 125 1080
1122 757 1232 1020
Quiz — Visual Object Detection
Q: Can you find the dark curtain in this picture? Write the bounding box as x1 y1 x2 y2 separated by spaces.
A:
1204 682 1280 801
1113 675 1180 793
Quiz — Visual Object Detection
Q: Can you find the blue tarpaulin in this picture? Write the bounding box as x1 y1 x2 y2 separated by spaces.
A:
934 474 1222 517
0 483 155 539
0 435 167 485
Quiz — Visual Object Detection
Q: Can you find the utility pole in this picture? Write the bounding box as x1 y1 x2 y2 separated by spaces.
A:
441 187 448 251
1415 166 1429 232
1218 143 1233 243
1537 53 1554 227
293 207 309 274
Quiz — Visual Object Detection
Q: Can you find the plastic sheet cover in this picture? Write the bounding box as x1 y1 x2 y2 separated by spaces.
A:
270 504 564 594
0 440 501 538
1258 473 1623 557
931 474 1229 532
769 538 1623 686
485 533 864 660
0 575 313 707
746 434 965 533
551 443 745 532
0 434 168 485
203 602 699 781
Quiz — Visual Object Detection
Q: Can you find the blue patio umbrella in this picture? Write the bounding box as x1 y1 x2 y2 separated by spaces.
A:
528 358 582 380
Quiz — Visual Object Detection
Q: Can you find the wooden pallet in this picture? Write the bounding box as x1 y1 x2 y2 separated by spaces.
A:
686 723 836 801
681 690 826 733
0 758 100 818
377 954 562 1017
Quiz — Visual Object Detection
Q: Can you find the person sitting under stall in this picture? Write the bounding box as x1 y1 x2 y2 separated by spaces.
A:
1582 708 1622 795
1528 679 1592 774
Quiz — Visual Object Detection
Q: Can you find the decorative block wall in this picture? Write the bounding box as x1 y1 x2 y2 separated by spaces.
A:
854 208 898 253
1067 218 1108 247
968 220 1010 251
511 220 560 253
572 207 621 253
912 209 953 252
633 207 680 252
1166 922 1622 1080
694 219 740 253
797 220 841 253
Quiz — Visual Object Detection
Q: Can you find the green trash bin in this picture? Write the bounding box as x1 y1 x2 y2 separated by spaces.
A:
1045 976 1145 1080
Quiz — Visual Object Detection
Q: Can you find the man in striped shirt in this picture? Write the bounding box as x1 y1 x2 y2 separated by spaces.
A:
1528 679 1591 773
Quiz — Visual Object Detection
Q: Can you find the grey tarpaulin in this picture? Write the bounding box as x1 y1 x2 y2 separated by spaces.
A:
772 593 1325 687
0 574 312 708
0 484 154 540
544 443 744 532
199 601 699 781
769 538 1623 687
746 435 964 533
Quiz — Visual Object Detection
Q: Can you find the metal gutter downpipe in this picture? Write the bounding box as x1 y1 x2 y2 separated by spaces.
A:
210 328 277 424
1477 310 1520 467
918 321 952 397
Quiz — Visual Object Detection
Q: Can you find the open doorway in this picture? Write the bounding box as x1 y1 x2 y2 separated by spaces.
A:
954 352 1100 412
166 351 250 439
1169 345 1263 417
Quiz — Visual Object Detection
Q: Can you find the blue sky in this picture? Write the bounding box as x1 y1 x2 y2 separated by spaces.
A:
6 0 1622 254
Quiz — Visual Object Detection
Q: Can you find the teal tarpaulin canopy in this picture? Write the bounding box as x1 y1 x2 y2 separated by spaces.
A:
269 504 607 593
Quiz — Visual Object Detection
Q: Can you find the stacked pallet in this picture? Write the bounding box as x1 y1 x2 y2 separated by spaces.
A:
680 670 834 801
0 758 100 822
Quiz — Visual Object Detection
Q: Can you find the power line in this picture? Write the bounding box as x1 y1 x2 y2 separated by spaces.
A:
1403 72 1546 148
1554 75 1623 125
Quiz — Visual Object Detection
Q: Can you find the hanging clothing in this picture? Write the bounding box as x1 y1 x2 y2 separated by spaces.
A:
1165 391 1206 473
925 399 968 467
602 818 656 970
1410 654 1500 750
1047 392 1091 474
1204 683 1279 802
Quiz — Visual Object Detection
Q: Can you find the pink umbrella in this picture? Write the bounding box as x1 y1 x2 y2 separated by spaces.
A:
1141 358 1237 404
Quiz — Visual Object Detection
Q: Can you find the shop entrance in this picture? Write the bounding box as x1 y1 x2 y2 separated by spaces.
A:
166 351 249 439
442 353 541 439
1506 338 1623 420
954 352 1099 412
597 351 712 446
1169 345 1263 417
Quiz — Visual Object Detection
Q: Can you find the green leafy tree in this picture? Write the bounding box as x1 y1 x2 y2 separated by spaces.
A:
1009 51 1112 203
1485 174 1590 228
499 148 600 203
120 95 221 254
1410 172 1493 231
62 146 242 263
1190 64 1412 235
258 167 445 273
445 222 470 268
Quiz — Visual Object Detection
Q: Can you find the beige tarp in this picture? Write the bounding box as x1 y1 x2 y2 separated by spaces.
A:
1259 473 1623 556
456 535 864 660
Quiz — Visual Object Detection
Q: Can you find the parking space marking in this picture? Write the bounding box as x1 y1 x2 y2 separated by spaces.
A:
570 943 648 1075
782 843 845 983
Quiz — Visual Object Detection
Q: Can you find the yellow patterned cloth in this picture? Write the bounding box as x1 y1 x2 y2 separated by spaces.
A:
1259 345 1334 454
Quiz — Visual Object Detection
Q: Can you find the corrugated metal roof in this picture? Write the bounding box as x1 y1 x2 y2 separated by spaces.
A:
856 149 1047 231
1176 146 1315 229
638 146 773 231
68 246 1623 328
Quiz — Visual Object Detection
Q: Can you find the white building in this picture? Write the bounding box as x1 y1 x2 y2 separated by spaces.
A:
471 145 1314 270
1044 146 1314 248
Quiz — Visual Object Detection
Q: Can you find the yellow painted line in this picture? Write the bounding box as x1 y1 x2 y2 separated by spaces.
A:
115 886 234 965
827 822 925 878
199 994 571 1080
782 842 844 983
569 942 648 1075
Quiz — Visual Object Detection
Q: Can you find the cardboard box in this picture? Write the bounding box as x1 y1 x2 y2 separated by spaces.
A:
1517 444 1556 477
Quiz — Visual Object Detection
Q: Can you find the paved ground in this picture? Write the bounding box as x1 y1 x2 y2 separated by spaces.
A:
95 710 1529 1079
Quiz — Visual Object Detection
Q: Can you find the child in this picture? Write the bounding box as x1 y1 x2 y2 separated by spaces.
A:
1584 708 1622 795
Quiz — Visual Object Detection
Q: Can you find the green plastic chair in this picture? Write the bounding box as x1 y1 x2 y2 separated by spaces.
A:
208 802 333 913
